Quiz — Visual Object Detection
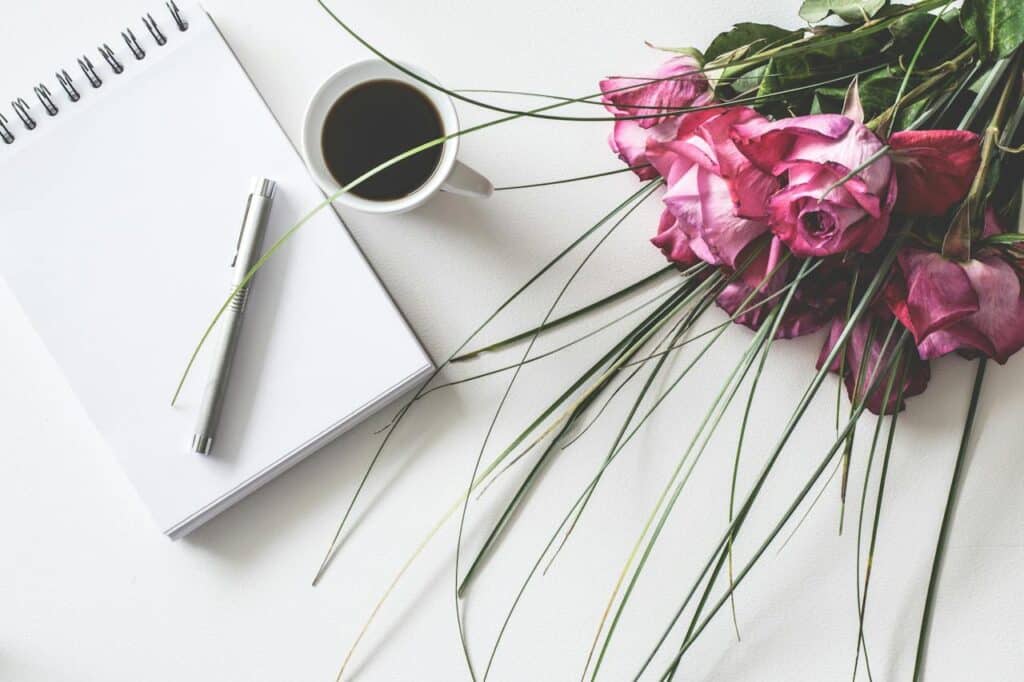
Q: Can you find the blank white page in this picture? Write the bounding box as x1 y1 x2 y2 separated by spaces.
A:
0 6 432 536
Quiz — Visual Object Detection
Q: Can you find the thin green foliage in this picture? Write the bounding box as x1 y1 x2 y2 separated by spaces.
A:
458 273 717 595
655 331 908 678
852 358 908 682
481 256 814 678
454 266 678 361
494 166 653 191
587 261 810 681
912 359 987 681
628 241 908 678
451 181 664 677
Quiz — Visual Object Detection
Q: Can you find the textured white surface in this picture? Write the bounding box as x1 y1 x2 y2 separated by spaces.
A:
1 1 1022 681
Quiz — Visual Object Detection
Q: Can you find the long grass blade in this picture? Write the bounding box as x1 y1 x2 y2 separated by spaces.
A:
451 182 662 678
852 359 907 682
458 278 700 595
656 333 909 678
454 266 678 361
911 359 987 681
312 180 657 587
630 241 909 678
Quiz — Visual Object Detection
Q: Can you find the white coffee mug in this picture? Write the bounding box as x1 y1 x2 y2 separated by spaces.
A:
301 59 492 214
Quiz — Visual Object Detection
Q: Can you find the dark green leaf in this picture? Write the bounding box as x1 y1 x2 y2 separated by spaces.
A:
889 10 967 66
818 66 923 123
800 0 888 24
962 0 1024 59
757 30 891 117
705 23 793 62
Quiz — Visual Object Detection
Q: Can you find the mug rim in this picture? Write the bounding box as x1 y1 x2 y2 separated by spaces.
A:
301 59 460 214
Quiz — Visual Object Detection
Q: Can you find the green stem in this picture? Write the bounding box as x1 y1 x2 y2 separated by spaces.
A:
494 165 652 190
453 266 677 361
912 359 987 682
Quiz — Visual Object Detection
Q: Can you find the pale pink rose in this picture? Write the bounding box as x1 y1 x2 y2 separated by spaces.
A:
646 107 779 270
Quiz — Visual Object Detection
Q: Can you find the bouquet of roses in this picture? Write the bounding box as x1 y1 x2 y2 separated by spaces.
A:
178 0 1024 678
604 8 1022 419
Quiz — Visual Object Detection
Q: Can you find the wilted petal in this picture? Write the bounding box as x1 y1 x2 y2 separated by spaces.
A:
609 118 678 179
651 209 701 267
730 114 855 175
897 248 979 343
601 56 712 128
889 130 981 216
916 255 1024 364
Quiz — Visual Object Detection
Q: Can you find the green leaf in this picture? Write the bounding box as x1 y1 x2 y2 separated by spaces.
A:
705 22 793 62
818 67 923 122
756 31 891 117
800 0 888 24
962 0 1024 59
645 43 706 64
889 10 967 66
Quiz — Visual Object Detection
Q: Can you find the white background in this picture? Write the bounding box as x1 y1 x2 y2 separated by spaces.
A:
2 1 1022 681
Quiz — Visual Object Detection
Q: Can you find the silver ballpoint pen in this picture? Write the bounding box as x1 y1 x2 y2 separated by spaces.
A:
191 177 277 455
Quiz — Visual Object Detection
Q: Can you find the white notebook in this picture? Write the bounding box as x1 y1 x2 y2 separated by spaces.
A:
0 4 433 538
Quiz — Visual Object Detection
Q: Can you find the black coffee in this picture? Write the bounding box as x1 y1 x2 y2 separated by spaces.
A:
322 79 445 201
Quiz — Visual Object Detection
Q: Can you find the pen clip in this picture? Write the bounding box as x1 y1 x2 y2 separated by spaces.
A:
231 194 255 268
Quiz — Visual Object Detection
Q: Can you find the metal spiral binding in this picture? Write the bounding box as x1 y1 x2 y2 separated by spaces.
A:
98 44 124 74
34 85 59 116
0 114 13 144
3 4 188 146
143 14 167 46
12 98 35 130
56 70 81 102
167 2 188 31
122 29 146 60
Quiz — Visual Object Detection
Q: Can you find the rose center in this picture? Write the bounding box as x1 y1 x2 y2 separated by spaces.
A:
801 210 834 236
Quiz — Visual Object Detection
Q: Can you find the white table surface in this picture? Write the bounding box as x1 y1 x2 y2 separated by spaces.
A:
2 1 1022 680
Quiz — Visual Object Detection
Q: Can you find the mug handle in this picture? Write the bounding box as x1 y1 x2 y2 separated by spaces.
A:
441 160 493 198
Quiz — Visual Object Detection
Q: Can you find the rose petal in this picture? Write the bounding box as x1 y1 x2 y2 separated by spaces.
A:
730 114 855 174
609 118 679 178
601 56 712 128
916 255 1024 363
651 209 701 267
897 248 979 343
889 130 982 216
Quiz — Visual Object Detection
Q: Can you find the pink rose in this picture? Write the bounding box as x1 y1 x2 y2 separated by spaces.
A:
600 56 714 178
817 313 930 415
889 210 1024 364
731 114 897 258
646 107 779 270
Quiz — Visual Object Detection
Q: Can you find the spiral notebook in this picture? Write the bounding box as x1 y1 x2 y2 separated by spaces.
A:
0 4 433 538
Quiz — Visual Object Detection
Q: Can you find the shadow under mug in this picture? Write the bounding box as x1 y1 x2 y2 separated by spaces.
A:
301 59 492 215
